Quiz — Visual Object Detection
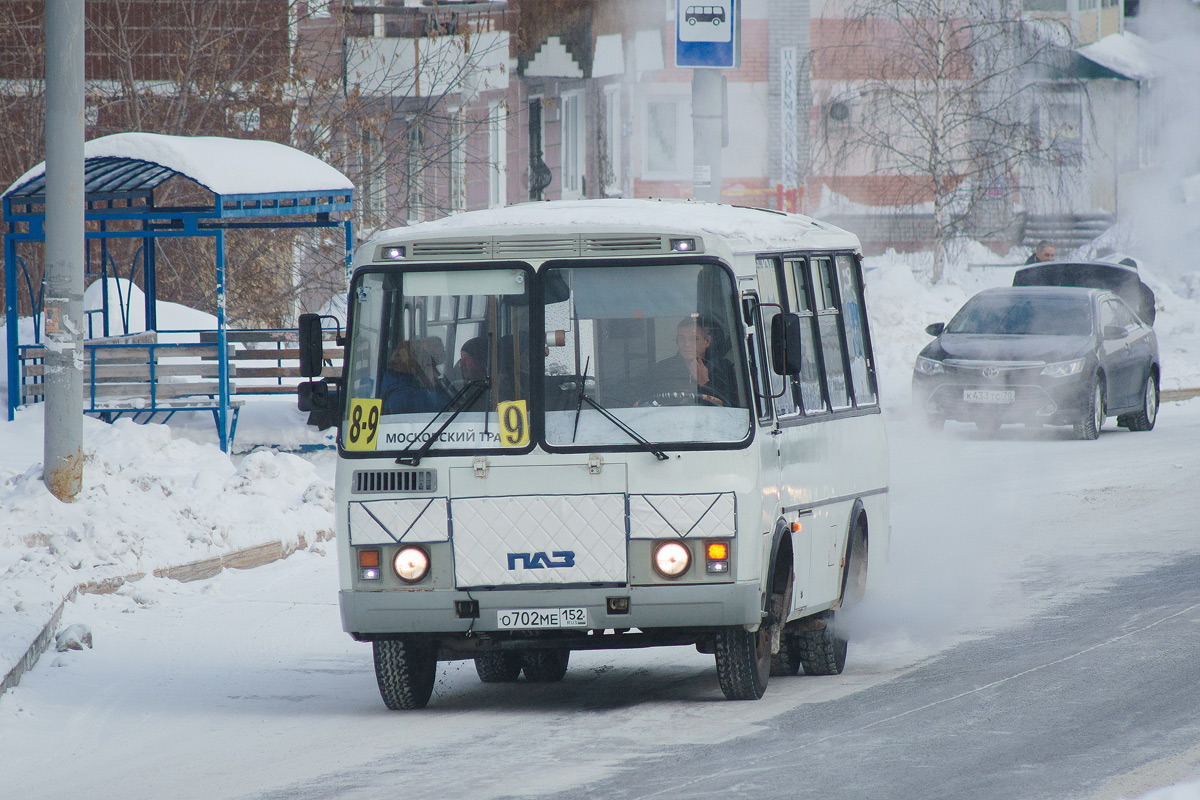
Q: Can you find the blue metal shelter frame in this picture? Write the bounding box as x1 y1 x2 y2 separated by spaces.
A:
4 149 353 452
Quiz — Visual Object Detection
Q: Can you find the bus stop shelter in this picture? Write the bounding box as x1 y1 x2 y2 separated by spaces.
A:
3 132 354 451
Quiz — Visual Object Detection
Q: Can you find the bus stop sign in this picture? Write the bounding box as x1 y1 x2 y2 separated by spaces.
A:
675 1 739 69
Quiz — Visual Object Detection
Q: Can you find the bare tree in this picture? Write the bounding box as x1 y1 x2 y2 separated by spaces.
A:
812 0 1081 281
0 0 513 325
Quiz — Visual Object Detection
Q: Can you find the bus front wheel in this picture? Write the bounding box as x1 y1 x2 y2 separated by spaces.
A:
714 624 771 700
373 638 437 710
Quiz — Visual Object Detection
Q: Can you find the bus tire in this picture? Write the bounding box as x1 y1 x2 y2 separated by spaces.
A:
373 638 437 710
770 630 803 676
715 624 771 700
799 515 866 677
474 651 523 683
522 648 570 682
795 612 847 676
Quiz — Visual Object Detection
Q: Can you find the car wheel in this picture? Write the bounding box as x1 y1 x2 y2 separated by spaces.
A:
1125 372 1158 432
373 638 437 710
1075 377 1104 440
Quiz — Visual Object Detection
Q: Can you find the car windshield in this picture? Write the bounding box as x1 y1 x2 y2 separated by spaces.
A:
542 262 751 448
342 267 532 454
946 295 1093 336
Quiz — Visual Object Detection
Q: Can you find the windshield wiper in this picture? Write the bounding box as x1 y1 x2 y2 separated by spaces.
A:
395 378 490 467
571 358 667 461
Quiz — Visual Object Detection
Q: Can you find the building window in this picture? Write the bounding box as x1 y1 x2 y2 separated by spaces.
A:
406 124 423 223
309 0 331 19
529 98 550 201
359 128 386 226
644 96 689 179
602 84 623 196
561 90 586 199
489 100 507 208
449 110 466 214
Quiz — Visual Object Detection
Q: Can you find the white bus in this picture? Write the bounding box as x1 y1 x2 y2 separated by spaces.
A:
298 199 889 709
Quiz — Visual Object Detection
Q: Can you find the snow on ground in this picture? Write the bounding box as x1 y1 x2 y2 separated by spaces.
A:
4 231 1200 798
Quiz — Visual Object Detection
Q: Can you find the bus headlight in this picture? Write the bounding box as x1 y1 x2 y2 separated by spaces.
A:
653 541 691 579
393 546 430 584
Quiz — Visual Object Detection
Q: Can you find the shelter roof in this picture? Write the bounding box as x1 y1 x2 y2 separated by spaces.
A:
4 132 353 199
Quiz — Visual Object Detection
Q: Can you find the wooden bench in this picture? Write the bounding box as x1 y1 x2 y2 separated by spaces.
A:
198 328 344 396
20 331 244 435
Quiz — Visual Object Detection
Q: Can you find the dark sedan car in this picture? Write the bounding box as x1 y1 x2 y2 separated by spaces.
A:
912 286 1159 438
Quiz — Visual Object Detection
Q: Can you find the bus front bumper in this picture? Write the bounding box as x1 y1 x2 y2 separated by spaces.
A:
340 582 763 642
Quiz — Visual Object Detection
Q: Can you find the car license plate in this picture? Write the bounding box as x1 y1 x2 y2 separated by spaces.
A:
497 608 588 629
963 389 1015 404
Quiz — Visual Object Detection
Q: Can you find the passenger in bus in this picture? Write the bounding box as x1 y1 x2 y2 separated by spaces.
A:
641 317 737 406
455 336 489 383
419 335 453 393
381 340 449 414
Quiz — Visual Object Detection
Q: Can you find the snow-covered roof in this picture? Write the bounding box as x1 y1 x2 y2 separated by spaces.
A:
1077 32 1161 81
4 132 353 199
365 198 861 255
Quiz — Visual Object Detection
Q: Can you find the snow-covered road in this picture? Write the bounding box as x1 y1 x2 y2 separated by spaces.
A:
4 401 1200 800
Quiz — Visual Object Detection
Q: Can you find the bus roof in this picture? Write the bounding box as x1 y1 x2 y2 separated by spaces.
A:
363 199 861 258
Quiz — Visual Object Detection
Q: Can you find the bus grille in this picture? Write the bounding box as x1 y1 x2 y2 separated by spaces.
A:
351 469 437 494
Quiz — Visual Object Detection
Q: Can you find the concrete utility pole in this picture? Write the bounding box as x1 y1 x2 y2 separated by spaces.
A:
691 69 724 203
42 0 86 501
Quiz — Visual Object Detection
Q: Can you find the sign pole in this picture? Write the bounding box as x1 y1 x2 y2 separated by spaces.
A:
676 1 738 205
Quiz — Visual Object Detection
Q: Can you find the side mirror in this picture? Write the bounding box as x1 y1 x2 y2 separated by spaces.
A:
1103 324 1127 341
925 322 946 336
298 379 338 412
298 313 325 378
770 313 803 376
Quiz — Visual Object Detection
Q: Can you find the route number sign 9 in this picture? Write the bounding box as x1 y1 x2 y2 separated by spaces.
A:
498 400 529 447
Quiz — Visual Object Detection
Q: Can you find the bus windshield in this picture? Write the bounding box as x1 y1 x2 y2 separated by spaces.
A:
342 261 751 454
542 262 751 448
343 267 533 454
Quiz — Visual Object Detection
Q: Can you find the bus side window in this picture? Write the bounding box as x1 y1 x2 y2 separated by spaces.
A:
812 257 851 410
784 258 827 414
741 287 773 422
754 259 798 419
835 253 878 406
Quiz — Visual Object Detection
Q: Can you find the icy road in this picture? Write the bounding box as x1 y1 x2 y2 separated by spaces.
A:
4 404 1200 800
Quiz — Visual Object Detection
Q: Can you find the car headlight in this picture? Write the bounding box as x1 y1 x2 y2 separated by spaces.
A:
653 541 691 579
393 546 431 583
1041 358 1085 378
914 356 944 375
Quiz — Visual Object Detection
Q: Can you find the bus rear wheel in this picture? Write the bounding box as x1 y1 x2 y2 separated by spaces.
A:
522 648 570 682
475 651 523 683
715 624 771 700
373 638 437 710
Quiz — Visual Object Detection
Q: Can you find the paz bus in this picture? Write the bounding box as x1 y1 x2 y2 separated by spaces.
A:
297 199 889 709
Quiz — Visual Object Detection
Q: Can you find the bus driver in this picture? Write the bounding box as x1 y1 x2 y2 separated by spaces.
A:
641 316 736 406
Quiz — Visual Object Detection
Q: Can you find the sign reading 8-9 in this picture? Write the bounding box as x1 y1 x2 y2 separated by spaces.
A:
345 398 381 451
497 400 530 447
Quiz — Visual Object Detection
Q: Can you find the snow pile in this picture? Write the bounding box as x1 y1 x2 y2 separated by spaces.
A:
0 406 334 680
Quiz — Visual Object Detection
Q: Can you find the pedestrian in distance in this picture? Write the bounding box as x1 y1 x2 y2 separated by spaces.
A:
1025 240 1055 264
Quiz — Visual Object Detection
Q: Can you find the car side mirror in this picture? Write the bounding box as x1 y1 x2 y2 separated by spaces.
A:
770 313 803 376
1103 324 1127 341
925 322 945 336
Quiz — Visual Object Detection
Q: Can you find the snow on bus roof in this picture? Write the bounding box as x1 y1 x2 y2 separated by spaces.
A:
4 132 353 198
367 199 860 253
